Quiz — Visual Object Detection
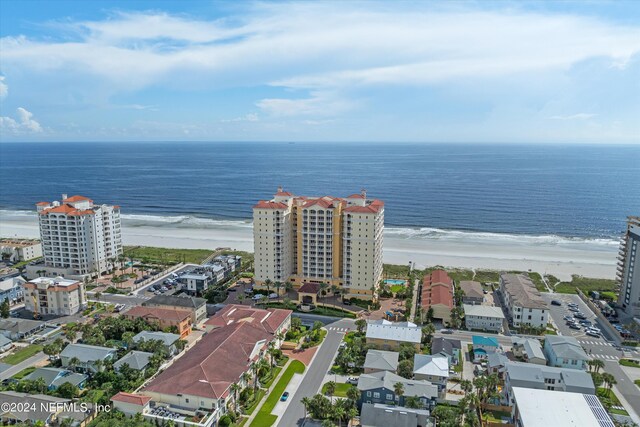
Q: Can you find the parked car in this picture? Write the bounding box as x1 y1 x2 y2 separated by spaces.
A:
269 293 279 299
347 377 359 385
586 330 600 338
567 302 578 307
342 299 352 305
280 392 289 401
563 315 573 321
568 307 580 312
579 320 592 326
574 313 587 319
252 294 266 301
441 329 454 334
551 300 562 306
569 323 581 330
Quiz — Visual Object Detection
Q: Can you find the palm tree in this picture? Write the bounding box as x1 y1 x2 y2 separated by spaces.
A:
264 279 272 295
593 359 605 374
94 292 102 304
346 385 360 403
274 281 282 297
332 403 345 427
241 371 251 388
267 342 277 371
421 323 435 344
319 282 329 301
68 356 81 372
355 319 366 334
230 382 241 412
301 396 313 423
238 294 245 305
250 361 259 393
64 328 77 342
325 381 336 402
393 382 405 404
460 379 473 394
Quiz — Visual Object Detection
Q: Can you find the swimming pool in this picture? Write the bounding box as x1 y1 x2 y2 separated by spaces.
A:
384 279 406 285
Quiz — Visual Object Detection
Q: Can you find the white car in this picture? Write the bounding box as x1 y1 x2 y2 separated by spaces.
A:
585 330 600 338
269 293 279 299
252 294 266 301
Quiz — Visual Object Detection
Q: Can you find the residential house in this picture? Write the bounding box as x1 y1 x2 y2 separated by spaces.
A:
357 370 438 410
420 270 453 323
114 351 154 373
0 239 42 262
24 367 87 390
24 276 87 316
364 350 399 374
459 280 484 305
0 318 44 340
111 392 152 417
503 361 595 405
511 337 546 365
203 304 292 340
431 337 461 366
511 387 614 427
472 336 500 362
463 304 505 332
413 355 449 397
0 275 25 306
0 391 94 426
132 331 180 356
360 403 430 427
365 319 422 351
499 273 549 329
486 353 510 377
123 306 192 338
543 336 590 370
60 343 117 373
142 294 208 324
0 335 13 353
181 273 213 295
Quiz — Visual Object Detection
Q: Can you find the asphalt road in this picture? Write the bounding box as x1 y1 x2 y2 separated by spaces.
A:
0 351 48 381
277 317 355 427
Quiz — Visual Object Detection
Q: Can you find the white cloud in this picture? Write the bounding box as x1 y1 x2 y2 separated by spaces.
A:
549 113 597 120
256 91 354 117
220 113 259 122
0 76 7 98
0 107 42 134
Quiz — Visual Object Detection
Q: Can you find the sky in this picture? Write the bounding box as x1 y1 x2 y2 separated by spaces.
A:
0 0 639 143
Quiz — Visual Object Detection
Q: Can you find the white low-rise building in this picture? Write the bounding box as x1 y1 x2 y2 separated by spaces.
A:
499 273 549 329
0 239 42 262
463 304 505 332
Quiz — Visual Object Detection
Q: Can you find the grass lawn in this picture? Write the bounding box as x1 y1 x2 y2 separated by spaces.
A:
250 360 306 427
81 389 105 403
597 388 629 415
526 272 547 292
262 302 355 318
322 382 352 398
619 359 640 368
124 245 214 265
454 357 463 373
12 366 37 379
260 366 283 389
1 344 44 365
243 389 266 416
483 410 511 422
390 285 405 294
634 380 640 388
555 275 618 294
473 270 500 283
383 263 411 278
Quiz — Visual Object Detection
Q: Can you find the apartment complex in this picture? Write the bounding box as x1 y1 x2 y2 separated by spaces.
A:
23 277 86 316
253 188 384 299
420 269 454 323
499 273 549 328
29 194 122 279
0 239 42 262
617 216 640 317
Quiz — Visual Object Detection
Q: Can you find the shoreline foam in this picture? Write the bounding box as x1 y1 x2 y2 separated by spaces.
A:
0 209 618 281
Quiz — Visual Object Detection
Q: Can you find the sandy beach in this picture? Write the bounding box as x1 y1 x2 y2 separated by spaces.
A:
0 211 618 281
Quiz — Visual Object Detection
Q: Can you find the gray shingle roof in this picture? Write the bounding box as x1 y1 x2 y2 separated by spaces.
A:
60 343 116 362
133 331 180 347
0 335 12 347
463 304 505 318
512 337 546 361
487 352 510 369
544 336 590 361
114 351 153 371
357 370 438 399
364 350 399 372
26 368 87 388
431 337 461 357
413 355 449 377
505 361 594 393
0 318 43 334
360 403 430 427
366 320 422 344
459 281 484 299
500 273 548 310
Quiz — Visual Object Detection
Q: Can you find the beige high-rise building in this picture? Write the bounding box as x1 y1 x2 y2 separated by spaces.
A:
253 188 384 299
24 277 87 316
617 216 640 317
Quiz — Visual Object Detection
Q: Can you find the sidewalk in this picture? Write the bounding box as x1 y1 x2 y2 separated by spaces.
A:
612 384 640 425
244 359 292 426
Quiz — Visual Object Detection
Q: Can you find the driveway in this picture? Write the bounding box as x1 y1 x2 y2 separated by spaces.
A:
276 318 355 427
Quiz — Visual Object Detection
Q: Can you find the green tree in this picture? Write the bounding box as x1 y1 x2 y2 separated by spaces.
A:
346 385 360 402
426 306 434 322
421 323 436 344
398 342 416 361
354 319 366 334
397 359 414 379
393 381 405 403
325 381 336 402
56 382 79 398
0 299 9 318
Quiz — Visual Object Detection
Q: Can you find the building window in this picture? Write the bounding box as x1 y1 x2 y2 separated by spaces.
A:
373 392 380 399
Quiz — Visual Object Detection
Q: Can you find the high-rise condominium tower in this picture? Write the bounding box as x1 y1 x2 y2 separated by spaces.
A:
617 216 640 317
253 188 384 299
34 194 122 278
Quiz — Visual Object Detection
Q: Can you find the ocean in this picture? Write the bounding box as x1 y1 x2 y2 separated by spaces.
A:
0 142 638 246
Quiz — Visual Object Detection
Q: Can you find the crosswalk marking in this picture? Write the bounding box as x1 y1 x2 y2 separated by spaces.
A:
328 327 349 332
593 354 618 360
579 340 611 347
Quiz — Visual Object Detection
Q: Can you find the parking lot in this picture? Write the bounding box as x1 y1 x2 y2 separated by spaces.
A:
541 293 612 341
139 264 199 297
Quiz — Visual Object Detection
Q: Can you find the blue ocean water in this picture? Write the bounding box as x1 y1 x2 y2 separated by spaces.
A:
0 142 638 239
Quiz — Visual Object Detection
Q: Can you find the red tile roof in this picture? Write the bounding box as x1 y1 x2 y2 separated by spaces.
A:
144 321 275 400
429 269 453 286
39 204 95 216
276 191 293 196
36 202 49 206
347 194 365 199
298 282 321 294
344 204 382 213
204 304 291 335
302 199 334 209
124 306 191 322
63 195 93 203
253 200 288 209
421 270 454 309
111 392 151 406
